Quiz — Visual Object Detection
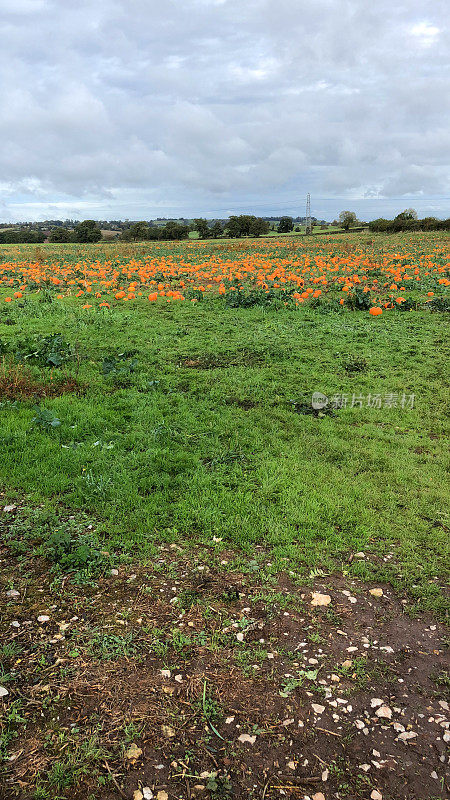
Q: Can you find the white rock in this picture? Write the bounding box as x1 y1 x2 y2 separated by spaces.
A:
3 505 16 512
161 669 171 678
143 790 154 800
397 731 417 742
225 716 235 724
375 706 392 719
37 615 50 623
371 791 382 800
369 588 383 598
238 733 256 744
438 700 449 712
311 592 331 607
312 704 325 715
370 699 384 708
236 632 244 642
6 590 20 598
0 687 9 698
110 569 119 576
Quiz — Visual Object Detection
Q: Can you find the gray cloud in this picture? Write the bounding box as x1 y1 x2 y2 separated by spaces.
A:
0 0 449 220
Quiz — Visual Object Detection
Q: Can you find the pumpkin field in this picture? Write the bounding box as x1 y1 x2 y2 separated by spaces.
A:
0 230 449 800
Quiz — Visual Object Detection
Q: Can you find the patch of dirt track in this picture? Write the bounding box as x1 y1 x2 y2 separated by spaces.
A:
0 511 448 800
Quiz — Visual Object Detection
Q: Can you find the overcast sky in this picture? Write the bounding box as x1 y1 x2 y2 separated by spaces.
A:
1 0 449 222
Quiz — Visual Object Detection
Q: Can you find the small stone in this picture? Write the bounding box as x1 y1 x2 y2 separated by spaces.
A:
238 733 256 744
162 725 175 739
312 703 325 715
126 743 143 763
3 505 16 512
321 768 329 781
37 615 50 623
0 687 9 698
236 632 244 642
397 731 417 742
369 588 383 598
156 793 168 800
431 771 438 779
288 760 296 770
360 764 371 772
161 669 171 678
174 674 183 683
371 791 382 800
311 592 331 607
342 660 352 669
375 705 392 719
371 698 384 708
6 590 20 599
225 716 235 724
354 552 365 558
142 790 154 800
133 791 143 800
110 568 119 576
312 793 326 800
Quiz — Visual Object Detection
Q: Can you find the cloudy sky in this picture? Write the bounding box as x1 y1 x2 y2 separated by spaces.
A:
1 0 449 222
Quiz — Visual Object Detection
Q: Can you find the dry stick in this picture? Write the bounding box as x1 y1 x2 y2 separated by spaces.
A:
316 727 342 737
102 760 128 799
261 775 272 799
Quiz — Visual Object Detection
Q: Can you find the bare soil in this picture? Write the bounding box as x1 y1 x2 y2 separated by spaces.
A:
0 512 448 800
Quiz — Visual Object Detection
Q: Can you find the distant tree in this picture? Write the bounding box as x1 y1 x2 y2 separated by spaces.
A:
225 216 244 237
162 222 189 240
278 216 294 233
421 216 438 230
225 215 270 238
193 218 211 239
74 220 102 243
249 217 270 237
339 211 358 231
0 229 45 244
48 227 73 243
368 218 390 232
210 221 223 238
127 222 150 241
395 208 417 221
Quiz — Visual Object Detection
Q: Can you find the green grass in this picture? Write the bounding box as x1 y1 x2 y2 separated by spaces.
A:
0 239 449 618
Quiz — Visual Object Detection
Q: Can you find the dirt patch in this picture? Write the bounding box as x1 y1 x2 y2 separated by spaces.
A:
0 506 448 800
0 359 84 400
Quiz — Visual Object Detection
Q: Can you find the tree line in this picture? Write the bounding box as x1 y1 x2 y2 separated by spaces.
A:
368 209 450 232
0 209 448 244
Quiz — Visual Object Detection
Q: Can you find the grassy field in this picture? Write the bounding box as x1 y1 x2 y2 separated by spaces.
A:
0 231 449 800
0 231 448 614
